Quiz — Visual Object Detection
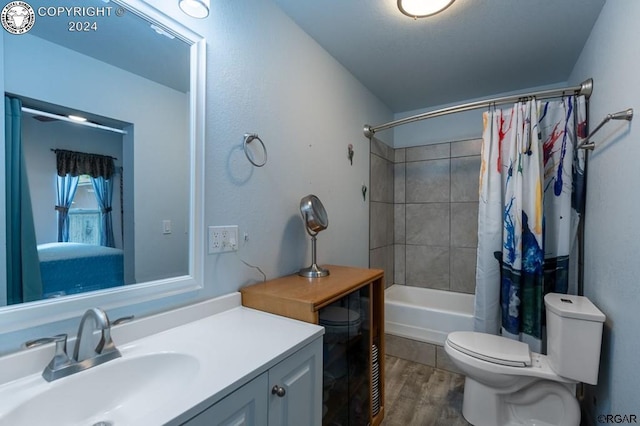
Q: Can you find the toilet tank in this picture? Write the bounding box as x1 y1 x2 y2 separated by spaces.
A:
545 293 605 385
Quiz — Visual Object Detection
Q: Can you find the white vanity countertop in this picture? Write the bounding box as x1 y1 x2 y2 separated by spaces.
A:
0 292 324 426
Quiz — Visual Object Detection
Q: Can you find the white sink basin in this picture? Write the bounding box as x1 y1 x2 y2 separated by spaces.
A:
0 352 200 426
0 294 324 425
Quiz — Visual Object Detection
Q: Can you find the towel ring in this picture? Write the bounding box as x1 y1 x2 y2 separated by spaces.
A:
243 133 267 167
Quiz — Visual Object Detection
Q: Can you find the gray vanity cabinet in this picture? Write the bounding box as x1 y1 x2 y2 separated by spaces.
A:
182 338 322 426
184 372 268 426
268 339 322 425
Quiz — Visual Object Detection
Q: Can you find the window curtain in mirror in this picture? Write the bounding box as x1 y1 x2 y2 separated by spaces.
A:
5 96 43 304
55 174 79 242
54 149 115 246
474 96 586 353
90 176 115 247
55 149 115 179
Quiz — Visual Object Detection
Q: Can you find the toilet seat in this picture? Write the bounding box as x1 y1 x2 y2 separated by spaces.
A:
446 331 531 367
445 332 575 383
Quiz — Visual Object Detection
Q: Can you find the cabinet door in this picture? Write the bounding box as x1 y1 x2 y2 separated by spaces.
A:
268 339 323 426
183 373 268 426
320 286 372 425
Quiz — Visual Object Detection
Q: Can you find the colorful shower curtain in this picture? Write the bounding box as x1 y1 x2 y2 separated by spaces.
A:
474 96 586 352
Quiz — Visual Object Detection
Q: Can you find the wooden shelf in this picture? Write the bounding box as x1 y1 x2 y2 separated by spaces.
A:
241 264 385 426
241 264 383 322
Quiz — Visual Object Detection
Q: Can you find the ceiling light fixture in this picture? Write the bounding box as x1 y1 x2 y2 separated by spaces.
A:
68 115 87 122
397 0 455 18
150 24 176 39
179 0 209 19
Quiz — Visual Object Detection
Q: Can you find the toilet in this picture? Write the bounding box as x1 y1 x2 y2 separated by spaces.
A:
444 293 605 426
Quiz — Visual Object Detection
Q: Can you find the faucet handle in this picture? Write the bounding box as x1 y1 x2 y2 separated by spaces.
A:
25 333 68 350
50 334 71 365
42 334 73 382
112 315 135 326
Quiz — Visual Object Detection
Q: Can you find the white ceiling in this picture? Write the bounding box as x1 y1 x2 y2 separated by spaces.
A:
273 0 606 113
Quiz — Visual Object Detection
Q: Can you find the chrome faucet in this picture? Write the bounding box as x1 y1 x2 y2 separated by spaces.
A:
73 307 118 363
26 308 122 382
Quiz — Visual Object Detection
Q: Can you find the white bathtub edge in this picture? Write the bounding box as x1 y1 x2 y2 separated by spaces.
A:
386 321 448 346
385 285 475 347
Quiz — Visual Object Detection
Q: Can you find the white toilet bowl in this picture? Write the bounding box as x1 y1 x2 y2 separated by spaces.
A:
444 293 605 426
444 332 580 426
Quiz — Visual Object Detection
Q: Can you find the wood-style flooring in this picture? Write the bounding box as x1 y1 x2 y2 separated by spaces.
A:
381 355 470 426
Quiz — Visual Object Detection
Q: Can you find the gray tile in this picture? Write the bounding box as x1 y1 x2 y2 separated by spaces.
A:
436 345 464 375
406 142 450 162
394 204 405 244
370 154 394 203
369 247 385 270
406 203 450 246
451 202 478 248
394 244 405 285
451 139 482 157
385 334 436 366
450 247 477 294
406 245 450 290
406 159 450 203
370 245 394 287
370 136 394 162
370 201 393 249
369 139 484 307
394 163 405 203
451 156 480 202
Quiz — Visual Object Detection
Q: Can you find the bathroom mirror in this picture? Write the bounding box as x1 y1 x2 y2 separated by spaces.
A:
0 0 205 334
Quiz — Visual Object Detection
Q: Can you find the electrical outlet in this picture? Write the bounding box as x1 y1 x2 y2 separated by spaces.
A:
208 225 239 254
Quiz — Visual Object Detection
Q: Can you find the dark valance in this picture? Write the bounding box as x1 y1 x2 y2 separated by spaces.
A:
54 149 115 179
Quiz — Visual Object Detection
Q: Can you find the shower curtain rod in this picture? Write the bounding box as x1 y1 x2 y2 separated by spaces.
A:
363 78 594 139
21 107 128 135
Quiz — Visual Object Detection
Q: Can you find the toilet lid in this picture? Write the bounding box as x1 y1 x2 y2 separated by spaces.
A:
447 331 531 367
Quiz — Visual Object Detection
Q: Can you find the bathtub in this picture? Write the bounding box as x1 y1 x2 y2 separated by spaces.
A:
385 284 475 346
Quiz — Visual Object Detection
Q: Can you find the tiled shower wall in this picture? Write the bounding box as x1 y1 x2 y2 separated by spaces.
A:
369 138 395 286
370 138 482 294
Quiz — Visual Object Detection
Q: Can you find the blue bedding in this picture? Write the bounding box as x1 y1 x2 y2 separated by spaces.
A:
38 242 124 298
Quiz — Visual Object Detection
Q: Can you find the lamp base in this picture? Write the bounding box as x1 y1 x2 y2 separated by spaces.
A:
298 263 330 278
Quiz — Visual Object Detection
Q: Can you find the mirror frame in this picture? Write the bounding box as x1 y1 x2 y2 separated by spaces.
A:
0 0 206 334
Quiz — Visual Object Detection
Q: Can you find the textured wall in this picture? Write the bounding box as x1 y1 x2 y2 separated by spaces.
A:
568 0 640 419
